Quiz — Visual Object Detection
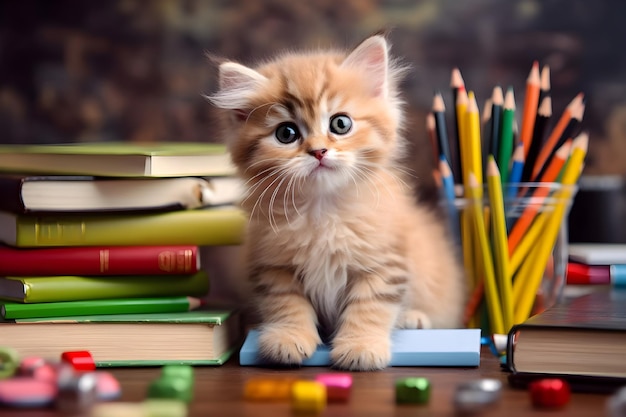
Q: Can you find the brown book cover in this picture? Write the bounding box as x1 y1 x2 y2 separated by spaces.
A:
506 289 626 392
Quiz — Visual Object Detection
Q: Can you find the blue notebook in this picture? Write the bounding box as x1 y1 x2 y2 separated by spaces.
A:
239 328 481 367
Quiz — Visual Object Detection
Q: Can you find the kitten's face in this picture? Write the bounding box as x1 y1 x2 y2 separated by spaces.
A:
210 35 405 197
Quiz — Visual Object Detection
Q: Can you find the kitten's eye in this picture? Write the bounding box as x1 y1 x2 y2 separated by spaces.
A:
275 122 301 144
329 114 353 135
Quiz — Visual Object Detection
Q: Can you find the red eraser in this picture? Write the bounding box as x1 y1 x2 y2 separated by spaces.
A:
61 351 96 372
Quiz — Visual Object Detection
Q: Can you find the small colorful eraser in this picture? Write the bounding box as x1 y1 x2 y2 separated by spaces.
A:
0 377 57 408
143 399 189 417
291 380 327 414
56 370 99 413
0 346 20 379
529 378 571 409
454 378 502 413
161 365 194 385
314 373 352 402
90 402 145 417
95 371 122 401
607 386 626 417
19 358 58 383
61 350 96 372
395 377 431 404
244 377 295 401
147 377 193 403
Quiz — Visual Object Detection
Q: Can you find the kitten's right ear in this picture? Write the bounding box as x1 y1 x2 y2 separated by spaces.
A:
208 62 268 119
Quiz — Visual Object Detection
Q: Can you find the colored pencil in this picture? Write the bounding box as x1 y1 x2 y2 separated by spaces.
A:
466 92 483 192
523 96 552 181
487 157 513 330
506 144 525 203
426 112 440 165
489 86 504 160
531 93 584 179
468 173 504 335
450 68 465 182
519 61 541 157
538 64 551 105
439 157 460 243
497 87 516 184
456 87 469 184
432 92 453 173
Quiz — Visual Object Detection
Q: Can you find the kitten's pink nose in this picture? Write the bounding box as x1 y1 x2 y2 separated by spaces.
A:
308 148 328 161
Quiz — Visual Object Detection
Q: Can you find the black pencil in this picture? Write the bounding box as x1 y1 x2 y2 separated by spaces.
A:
432 91 454 180
522 96 552 182
489 86 504 164
450 68 465 184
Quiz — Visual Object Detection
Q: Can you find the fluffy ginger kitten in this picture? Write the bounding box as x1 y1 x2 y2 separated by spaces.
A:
208 34 465 371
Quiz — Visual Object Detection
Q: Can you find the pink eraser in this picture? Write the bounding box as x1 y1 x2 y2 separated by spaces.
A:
314 373 352 402
18 357 58 383
0 377 57 408
95 371 122 401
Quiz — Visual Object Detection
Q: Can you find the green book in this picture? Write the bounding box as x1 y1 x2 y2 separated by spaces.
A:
0 271 209 303
1 296 204 319
0 206 246 247
0 309 241 366
0 142 236 178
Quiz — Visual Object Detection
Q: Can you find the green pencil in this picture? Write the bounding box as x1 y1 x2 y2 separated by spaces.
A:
497 87 516 185
1 296 204 320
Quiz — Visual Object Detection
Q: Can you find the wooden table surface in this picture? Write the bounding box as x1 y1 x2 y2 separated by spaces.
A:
0 347 611 416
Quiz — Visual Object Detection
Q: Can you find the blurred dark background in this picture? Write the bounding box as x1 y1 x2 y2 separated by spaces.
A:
1 0 625 241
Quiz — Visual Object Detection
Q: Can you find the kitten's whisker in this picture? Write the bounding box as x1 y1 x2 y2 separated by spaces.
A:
269 175 289 230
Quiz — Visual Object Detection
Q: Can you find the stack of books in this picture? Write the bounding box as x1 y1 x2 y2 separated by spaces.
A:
0 142 245 366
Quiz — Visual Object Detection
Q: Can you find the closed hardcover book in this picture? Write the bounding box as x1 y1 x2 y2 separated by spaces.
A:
0 309 241 366
0 142 236 178
0 206 246 247
0 245 200 276
0 175 243 213
0 271 209 303
1 296 204 319
507 289 626 392
240 328 481 367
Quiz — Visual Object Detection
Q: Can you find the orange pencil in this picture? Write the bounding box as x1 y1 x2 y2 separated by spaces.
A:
532 93 584 179
519 61 541 157
507 140 572 256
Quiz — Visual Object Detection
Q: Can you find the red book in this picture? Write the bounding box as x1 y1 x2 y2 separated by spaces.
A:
0 245 200 276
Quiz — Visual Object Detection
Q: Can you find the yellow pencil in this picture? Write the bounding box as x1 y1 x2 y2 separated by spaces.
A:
512 132 588 323
468 173 504 335
466 92 483 194
487 157 513 331
457 87 469 185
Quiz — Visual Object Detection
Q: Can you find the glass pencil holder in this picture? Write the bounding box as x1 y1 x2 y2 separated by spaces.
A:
440 182 578 335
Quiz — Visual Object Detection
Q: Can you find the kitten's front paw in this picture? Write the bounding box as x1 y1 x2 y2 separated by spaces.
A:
330 336 391 371
258 325 320 365
396 309 432 329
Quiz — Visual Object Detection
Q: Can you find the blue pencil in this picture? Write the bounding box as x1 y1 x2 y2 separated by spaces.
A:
506 144 525 202
439 156 461 244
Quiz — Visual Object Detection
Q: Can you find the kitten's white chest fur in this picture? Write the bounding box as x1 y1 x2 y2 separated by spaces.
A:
285 196 367 326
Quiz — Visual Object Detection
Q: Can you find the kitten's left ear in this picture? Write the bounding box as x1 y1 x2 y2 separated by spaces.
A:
341 35 389 98
208 62 268 118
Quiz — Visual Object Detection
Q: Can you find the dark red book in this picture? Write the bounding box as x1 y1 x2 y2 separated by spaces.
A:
0 245 200 276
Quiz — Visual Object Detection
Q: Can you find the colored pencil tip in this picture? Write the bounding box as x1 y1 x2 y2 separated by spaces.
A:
573 131 590 153
492 86 504 105
451 67 465 88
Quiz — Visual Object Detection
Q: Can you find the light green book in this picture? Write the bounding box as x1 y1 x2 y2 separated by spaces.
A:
0 271 209 303
0 142 236 177
0 309 241 366
1 296 204 319
0 206 246 247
